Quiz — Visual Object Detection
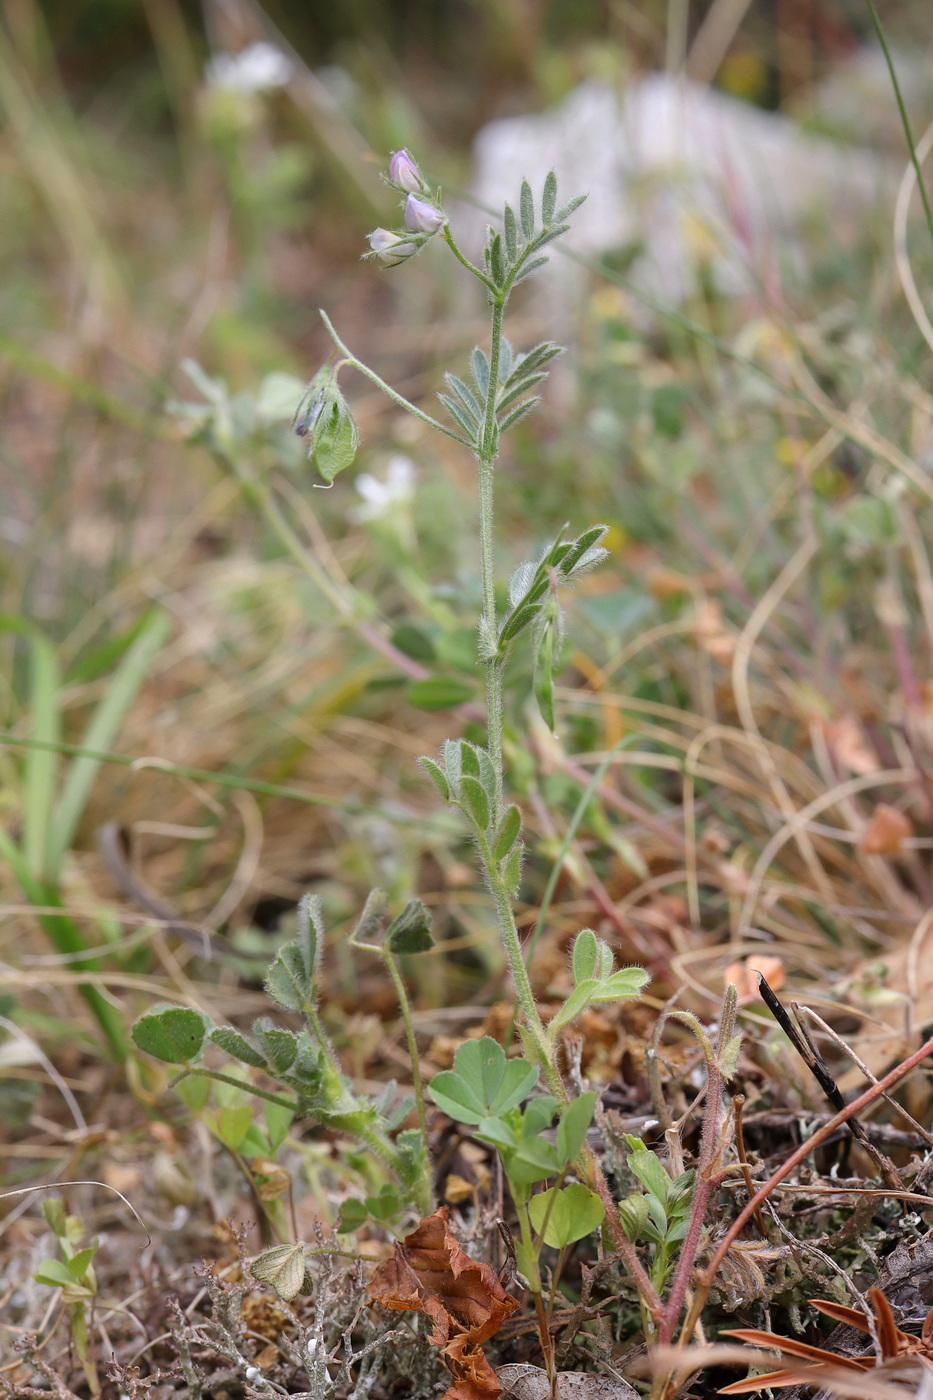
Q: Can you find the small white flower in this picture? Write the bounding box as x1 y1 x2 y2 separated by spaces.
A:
205 42 292 94
351 455 415 521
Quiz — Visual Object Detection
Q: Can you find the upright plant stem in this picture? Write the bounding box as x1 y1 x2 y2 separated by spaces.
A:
477 297 506 811
382 949 433 1215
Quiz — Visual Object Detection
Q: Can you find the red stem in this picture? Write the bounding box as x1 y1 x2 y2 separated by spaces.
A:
657 1062 722 1345
702 1031 933 1287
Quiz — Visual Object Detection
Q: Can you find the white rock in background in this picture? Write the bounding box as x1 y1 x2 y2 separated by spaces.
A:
800 46 931 149
470 73 895 306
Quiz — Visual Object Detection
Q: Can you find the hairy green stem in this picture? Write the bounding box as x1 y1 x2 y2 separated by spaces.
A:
383 951 429 1150
319 310 465 444
169 1067 298 1112
355 937 433 1216
477 830 558 1090
477 295 506 808
865 0 933 253
657 1061 722 1348
442 225 496 292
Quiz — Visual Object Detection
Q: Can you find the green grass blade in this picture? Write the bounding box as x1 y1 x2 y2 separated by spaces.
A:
0 827 125 1059
0 733 456 828
25 633 60 880
865 0 933 255
47 609 171 871
0 617 63 882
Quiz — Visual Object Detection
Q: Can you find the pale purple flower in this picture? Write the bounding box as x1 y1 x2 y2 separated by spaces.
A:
388 149 423 193
404 194 444 235
366 227 417 266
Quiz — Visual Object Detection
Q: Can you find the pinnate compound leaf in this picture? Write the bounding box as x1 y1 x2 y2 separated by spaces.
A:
386 899 434 954
438 392 479 443
132 1005 209 1064
252 1242 308 1302
370 1206 518 1400
529 1183 604 1248
264 942 310 1011
209 1025 266 1068
428 1036 538 1126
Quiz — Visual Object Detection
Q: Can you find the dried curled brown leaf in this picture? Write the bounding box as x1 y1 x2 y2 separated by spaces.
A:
370 1206 519 1400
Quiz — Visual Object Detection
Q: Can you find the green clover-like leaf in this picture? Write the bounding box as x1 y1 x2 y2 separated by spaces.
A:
132 1005 210 1064
529 1183 604 1247
428 1036 539 1126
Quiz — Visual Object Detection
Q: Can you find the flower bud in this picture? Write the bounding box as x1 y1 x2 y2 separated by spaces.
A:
366 227 418 266
404 194 445 235
388 148 423 193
